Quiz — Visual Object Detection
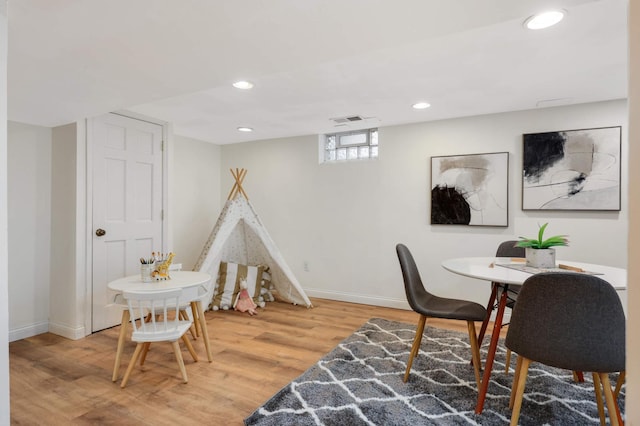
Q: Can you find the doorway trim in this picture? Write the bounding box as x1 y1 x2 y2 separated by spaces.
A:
81 111 170 336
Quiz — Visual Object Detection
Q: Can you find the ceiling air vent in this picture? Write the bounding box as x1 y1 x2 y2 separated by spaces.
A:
331 115 364 124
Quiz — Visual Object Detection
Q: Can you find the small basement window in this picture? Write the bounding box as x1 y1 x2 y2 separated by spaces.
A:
321 128 378 163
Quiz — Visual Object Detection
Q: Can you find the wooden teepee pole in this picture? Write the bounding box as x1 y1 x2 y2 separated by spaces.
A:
227 168 249 200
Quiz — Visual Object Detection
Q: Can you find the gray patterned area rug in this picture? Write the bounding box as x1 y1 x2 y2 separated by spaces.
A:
245 318 625 425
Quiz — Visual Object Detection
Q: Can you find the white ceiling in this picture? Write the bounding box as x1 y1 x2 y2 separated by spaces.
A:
7 0 628 145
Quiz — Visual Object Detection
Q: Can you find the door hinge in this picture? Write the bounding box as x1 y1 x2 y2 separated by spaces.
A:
161 209 164 220
161 140 164 151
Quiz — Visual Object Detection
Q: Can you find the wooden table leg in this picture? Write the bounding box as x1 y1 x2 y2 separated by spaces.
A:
112 309 130 382
475 289 508 414
471 283 497 367
477 283 498 347
193 301 213 362
191 303 201 337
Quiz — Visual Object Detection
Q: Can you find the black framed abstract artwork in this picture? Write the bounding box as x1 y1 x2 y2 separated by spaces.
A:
522 126 621 211
431 152 509 226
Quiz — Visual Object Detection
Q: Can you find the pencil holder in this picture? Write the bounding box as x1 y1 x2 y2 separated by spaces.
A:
141 263 155 282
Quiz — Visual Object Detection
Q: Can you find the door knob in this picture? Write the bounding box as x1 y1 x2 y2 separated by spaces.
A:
95 228 106 237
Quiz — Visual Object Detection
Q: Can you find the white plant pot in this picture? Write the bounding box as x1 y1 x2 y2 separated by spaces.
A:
525 248 556 269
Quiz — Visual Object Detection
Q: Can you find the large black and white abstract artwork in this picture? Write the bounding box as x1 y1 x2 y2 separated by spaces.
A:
431 152 509 226
522 126 621 211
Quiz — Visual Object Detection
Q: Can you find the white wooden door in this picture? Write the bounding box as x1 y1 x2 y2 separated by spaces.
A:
91 113 164 332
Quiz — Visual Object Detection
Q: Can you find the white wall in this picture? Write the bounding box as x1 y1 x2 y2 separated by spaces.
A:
0 0 10 421
5 123 222 342
7 122 51 340
171 135 221 269
626 0 639 420
221 100 628 311
48 123 82 339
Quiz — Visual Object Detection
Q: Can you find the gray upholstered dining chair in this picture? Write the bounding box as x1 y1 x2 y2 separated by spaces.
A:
396 244 487 389
505 272 625 426
476 240 525 373
492 240 525 308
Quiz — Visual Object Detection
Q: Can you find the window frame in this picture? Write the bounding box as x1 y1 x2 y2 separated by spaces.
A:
321 128 378 163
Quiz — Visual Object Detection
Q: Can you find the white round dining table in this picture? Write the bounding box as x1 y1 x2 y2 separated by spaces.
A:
441 256 627 289
441 256 627 414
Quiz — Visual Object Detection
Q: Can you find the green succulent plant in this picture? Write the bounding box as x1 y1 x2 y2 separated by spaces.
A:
516 222 569 249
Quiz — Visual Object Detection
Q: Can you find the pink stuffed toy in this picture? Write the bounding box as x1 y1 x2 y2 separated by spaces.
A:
234 278 258 316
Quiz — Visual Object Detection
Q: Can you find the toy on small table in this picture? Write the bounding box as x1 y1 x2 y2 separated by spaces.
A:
152 252 175 280
234 278 258 316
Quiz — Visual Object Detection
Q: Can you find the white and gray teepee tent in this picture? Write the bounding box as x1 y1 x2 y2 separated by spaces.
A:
193 169 312 308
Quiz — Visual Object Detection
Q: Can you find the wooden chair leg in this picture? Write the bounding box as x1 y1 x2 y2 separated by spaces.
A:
598 373 620 426
509 355 523 409
121 343 144 389
112 309 130 382
614 371 625 398
172 341 188 383
510 357 530 426
505 349 512 374
404 315 427 383
181 334 199 362
593 373 606 426
139 342 151 366
466 321 482 390
573 371 585 382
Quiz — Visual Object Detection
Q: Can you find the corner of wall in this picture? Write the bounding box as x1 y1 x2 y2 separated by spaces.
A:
47 321 85 341
0 1 11 422
50 123 80 335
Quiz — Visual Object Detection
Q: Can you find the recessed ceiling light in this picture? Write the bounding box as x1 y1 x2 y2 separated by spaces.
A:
524 10 565 30
232 80 254 90
237 127 253 132
412 102 431 110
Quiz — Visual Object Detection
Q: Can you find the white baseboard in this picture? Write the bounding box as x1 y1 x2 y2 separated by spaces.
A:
48 321 86 340
304 288 411 310
9 321 49 342
303 288 512 326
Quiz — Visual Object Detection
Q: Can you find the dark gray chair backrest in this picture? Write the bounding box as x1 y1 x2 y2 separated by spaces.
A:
396 244 432 311
496 240 525 258
505 272 625 372
494 241 525 295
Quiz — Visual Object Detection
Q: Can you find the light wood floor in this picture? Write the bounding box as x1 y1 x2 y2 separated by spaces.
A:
9 298 500 425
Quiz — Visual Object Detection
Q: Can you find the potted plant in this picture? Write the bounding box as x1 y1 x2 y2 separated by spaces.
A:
516 223 569 268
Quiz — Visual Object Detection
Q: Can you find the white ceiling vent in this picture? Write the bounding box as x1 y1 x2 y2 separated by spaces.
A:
331 115 364 124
